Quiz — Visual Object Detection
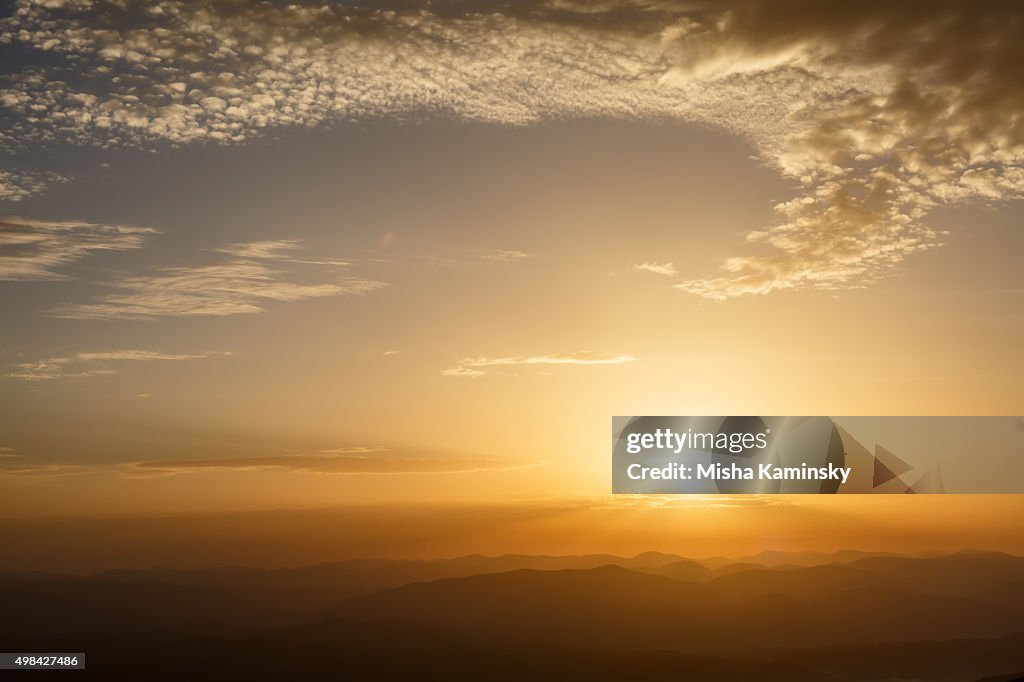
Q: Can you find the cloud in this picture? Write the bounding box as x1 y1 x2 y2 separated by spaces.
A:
319 446 388 455
0 446 17 458
443 367 488 379
215 240 352 267
1 1 1022 296
0 464 84 478
48 239 386 319
666 0 1024 298
444 351 637 377
214 240 306 260
0 216 155 281
632 262 678 277
0 169 65 202
595 493 784 510
5 349 225 381
131 451 537 475
476 249 533 263
423 248 534 268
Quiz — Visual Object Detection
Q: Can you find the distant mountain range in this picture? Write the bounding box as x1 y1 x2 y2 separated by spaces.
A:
1 550 1022 680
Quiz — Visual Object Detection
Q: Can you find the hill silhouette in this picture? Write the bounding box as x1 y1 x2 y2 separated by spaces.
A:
1 551 1022 680
327 561 1024 652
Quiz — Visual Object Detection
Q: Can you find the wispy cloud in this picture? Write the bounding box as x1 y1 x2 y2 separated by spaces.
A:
444 351 637 378
215 240 352 267
1 2 1022 296
5 349 225 381
0 446 17 458
423 248 535 269
0 216 155 281
632 262 678 277
476 249 533 263
319 446 388 455
48 239 386 319
0 464 84 479
132 450 537 476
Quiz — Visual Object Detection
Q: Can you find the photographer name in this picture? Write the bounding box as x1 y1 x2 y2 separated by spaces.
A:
626 461 851 484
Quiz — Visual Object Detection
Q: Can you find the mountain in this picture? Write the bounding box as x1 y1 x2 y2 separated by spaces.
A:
0 619 839 682
328 562 1024 652
5 552 1023 642
842 553 1024 597
0 551 683 592
763 632 1024 682
639 558 714 582
0 579 311 635
0 553 687 636
700 549 899 569
2 552 1023 680
4 614 1023 681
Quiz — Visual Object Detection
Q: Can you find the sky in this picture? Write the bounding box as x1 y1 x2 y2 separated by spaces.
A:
0 1 1022 536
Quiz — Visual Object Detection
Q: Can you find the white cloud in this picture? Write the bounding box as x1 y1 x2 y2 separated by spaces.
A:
214 240 304 260
444 351 636 377
131 448 537 475
0 216 155 280
442 367 488 379
476 249 533 263
423 248 534 268
5 349 225 381
632 262 677 277
213 239 351 266
49 239 386 319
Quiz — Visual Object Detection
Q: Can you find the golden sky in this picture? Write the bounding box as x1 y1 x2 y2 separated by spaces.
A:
1 1 1022 533
3 495 1024 573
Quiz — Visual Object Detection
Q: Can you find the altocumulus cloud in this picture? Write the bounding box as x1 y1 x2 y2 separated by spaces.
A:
0 169 65 202
49 239 386 319
1 1 1023 296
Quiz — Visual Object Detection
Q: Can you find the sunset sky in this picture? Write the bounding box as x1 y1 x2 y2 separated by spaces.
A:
1 0 1022 541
